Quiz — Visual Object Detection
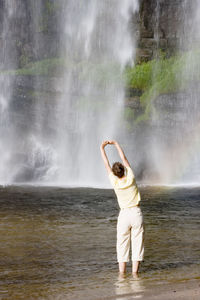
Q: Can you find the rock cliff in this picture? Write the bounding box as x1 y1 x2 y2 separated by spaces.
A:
0 0 192 68
137 0 194 61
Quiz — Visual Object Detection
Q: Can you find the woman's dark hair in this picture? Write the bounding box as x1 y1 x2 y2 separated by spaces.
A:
112 162 125 178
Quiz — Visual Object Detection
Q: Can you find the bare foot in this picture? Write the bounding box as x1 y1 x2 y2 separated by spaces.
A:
132 272 139 280
118 272 126 280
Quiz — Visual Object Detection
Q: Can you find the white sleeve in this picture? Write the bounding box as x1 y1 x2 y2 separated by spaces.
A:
108 172 116 187
126 167 134 182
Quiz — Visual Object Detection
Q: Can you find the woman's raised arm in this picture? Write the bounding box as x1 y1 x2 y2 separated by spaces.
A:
100 141 112 174
109 140 130 168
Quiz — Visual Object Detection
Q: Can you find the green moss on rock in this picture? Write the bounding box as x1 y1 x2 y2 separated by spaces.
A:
125 50 200 123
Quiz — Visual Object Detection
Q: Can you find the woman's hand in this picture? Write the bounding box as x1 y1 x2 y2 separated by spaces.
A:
108 140 117 145
101 140 109 149
100 141 112 173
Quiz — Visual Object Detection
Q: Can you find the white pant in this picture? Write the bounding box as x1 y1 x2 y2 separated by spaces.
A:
117 206 144 262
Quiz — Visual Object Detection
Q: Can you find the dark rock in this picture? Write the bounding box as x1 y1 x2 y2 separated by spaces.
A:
125 87 143 97
136 48 153 62
0 0 195 67
125 97 141 110
137 0 196 61
139 38 158 49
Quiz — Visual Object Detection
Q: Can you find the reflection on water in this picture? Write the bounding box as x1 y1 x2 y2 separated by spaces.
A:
115 274 145 299
0 185 199 299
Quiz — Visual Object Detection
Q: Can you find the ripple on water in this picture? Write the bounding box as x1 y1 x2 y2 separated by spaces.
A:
0 186 199 299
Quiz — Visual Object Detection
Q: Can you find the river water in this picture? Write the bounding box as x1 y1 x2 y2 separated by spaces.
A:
0 185 199 299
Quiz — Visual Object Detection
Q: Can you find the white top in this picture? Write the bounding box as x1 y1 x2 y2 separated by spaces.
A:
109 167 141 209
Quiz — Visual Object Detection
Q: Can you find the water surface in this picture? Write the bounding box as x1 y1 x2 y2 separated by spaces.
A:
0 186 199 299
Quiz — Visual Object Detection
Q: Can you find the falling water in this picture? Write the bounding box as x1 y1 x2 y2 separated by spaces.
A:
178 0 200 184
0 0 139 186
54 0 139 186
2 1 200 186
147 0 200 184
0 1 18 183
0 0 53 185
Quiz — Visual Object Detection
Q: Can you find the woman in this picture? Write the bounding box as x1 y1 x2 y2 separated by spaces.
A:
100 140 144 275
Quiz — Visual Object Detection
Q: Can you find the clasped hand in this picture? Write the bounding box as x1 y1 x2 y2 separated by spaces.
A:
101 140 116 148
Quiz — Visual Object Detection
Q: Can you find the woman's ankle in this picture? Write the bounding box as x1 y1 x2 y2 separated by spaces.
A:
119 262 126 274
132 261 140 273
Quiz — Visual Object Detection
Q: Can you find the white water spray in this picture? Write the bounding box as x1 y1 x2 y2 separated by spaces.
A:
53 0 139 186
148 0 200 184
0 0 139 187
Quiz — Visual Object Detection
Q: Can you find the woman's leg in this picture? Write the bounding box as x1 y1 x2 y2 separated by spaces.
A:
132 261 140 274
130 208 144 274
119 262 126 274
117 210 131 273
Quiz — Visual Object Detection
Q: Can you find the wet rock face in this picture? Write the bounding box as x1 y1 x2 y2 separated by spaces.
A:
137 0 194 62
0 0 194 68
154 90 200 125
0 0 60 70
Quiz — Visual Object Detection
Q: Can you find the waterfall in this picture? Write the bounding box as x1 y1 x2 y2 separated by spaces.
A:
177 0 200 184
0 0 139 186
148 0 200 184
2 1 199 187
54 0 139 186
0 1 18 183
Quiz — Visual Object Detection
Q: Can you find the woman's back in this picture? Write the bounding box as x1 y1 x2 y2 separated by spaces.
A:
109 166 141 209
